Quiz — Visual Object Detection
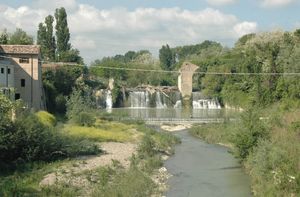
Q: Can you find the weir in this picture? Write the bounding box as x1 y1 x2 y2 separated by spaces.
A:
95 62 222 110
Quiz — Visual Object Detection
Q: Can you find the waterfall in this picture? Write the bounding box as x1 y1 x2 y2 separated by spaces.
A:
174 100 182 108
129 91 150 108
192 92 221 109
106 90 113 109
156 92 167 108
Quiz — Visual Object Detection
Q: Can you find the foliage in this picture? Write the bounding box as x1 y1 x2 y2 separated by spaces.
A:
7 28 34 45
0 93 12 118
0 120 179 196
0 29 8 44
66 88 95 122
159 44 176 70
93 167 155 197
245 109 300 196
231 109 269 160
0 113 100 166
89 50 177 100
55 7 71 55
42 65 85 113
199 31 300 107
35 111 57 127
191 104 300 196
58 48 83 64
190 123 236 146
37 15 56 61
72 112 96 127
36 7 83 63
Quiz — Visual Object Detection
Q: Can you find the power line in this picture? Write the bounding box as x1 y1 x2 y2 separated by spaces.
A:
90 66 300 76
1 54 300 76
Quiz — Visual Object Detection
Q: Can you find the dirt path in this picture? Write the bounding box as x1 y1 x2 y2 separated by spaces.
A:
40 142 137 188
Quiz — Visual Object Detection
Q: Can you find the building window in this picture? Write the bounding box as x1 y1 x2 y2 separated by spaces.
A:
1 68 3 74
15 93 20 100
7 68 10 74
19 57 30 64
21 79 26 87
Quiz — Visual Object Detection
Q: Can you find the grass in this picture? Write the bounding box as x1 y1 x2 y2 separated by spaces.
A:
189 122 237 147
0 160 75 197
0 118 180 197
190 106 300 196
63 119 142 143
35 111 57 127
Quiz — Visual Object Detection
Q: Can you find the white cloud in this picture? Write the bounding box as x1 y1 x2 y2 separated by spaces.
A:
0 6 47 32
234 21 257 37
0 3 258 63
206 0 238 6
260 0 296 7
72 36 96 49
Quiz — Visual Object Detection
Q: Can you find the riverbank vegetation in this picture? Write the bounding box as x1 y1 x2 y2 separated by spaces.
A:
0 90 180 196
190 104 300 196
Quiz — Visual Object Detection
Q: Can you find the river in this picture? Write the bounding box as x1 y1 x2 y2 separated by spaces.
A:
165 131 252 197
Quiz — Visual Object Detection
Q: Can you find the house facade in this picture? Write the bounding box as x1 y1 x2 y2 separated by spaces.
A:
0 45 44 110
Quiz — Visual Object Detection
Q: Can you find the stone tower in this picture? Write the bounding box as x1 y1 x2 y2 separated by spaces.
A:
178 62 198 109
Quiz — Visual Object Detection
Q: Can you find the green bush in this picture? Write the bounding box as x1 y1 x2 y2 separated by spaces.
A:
73 112 96 127
35 111 57 127
0 113 100 166
138 134 157 158
55 94 67 114
231 109 269 160
246 138 300 196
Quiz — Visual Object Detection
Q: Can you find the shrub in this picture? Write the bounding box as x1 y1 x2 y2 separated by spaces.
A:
35 111 57 127
246 137 300 196
0 93 12 117
55 94 67 114
92 167 155 197
0 113 100 166
231 109 269 160
138 134 157 158
73 112 96 127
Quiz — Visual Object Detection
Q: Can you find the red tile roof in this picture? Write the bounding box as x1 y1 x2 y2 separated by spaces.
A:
0 45 40 55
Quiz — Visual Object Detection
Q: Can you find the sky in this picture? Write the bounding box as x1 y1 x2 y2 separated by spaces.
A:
0 0 299 64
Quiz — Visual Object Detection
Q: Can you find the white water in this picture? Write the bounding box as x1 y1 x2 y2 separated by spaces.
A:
174 100 182 108
193 99 221 109
156 92 167 108
106 90 113 109
129 91 150 108
192 92 221 109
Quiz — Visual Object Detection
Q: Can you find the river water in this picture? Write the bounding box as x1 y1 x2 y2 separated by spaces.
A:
165 131 252 197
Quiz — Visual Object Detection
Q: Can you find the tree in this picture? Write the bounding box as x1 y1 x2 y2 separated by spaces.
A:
55 7 71 56
0 29 8 44
59 48 83 64
45 15 56 60
159 44 175 70
0 93 12 118
8 28 33 45
37 23 47 56
38 15 56 61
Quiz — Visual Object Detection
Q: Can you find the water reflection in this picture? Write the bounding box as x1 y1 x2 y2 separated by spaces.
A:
107 108 238 120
